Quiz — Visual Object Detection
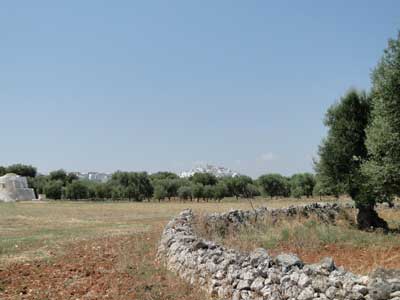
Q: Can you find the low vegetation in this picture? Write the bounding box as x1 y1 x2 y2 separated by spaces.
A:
0 198 332 299
198 205 400 275
0 198 324 264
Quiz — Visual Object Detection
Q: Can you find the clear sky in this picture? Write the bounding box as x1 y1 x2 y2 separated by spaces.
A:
1 1 399 177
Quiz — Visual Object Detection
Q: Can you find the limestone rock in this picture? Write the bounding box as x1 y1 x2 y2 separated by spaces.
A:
237 279 251 290
298 286 314 300
276 253 303 270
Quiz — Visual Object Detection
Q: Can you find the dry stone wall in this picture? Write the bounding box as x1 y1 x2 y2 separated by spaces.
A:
157 203 400 300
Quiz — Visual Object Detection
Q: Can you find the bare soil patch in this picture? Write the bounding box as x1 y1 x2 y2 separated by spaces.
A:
0 198 352 299
0 230 204 300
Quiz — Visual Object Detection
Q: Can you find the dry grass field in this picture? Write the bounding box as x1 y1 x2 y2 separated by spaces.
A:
0 197 396 299
0 198 332 265
0 197 324 300
199 204 400 275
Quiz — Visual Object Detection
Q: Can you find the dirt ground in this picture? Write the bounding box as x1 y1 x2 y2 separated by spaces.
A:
1 198 302 300
0 230 205 300
2 198 393 299
270 244 400 275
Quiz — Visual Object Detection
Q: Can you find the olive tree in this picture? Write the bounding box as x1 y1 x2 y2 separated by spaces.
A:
65 180 90 200
154 183 168 202
7 164 37 177
361 31 400 227
177 185 193 201
315 89 389 229
258 174 288 198
290 173 316 198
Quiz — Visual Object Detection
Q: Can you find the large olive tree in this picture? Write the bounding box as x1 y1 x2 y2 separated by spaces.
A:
315 89 388 229
361 32 400 225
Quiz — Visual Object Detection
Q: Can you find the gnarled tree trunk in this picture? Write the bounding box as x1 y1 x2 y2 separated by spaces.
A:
357 203 388 231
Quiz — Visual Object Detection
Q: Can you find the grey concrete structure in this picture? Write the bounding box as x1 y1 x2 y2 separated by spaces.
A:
0 173 36 202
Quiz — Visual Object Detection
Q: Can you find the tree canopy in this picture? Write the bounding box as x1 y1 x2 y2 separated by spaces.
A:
190 173 218 186
5 164 37 178
313 89 387 229
258 174 289 198
290 173 315 198
362 31 400 204
315 89 371 198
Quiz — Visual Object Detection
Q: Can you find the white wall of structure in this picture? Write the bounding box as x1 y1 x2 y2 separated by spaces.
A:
0 174 36 202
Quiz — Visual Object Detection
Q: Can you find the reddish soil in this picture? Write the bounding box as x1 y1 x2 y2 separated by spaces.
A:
2 232 399 299
0 232 204 300
271 244 400 275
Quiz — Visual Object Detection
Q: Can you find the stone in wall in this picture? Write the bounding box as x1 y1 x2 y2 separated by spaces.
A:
158 203 400 300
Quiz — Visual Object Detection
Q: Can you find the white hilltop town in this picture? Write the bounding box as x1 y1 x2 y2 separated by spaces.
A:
73 172 112 183
179 164 239 178
74 166 238 181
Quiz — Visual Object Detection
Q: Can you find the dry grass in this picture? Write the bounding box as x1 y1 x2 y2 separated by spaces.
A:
0 196 353 299
0 197 337 264
0 197 324 299
198 205 400 274
0 228 206 300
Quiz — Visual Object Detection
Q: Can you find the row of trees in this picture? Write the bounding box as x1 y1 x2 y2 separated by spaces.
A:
1 163 317 201
0 164 37 178
314 31 400 229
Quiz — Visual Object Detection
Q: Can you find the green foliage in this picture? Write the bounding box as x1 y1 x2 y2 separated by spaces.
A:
163 179 181 199
65 181 90 200
212 182 228 201
290 173 316 198
150 173 190 201
43 180 64 200
111 186 125 200
190 173 218 186
0 166 6 176
192 183 204 200
363 31 400 203
149 172 179 182
153 183 168 202
258 174 289 198
110 171 153 201
66 173 79 183
49 169 68 182
312 179 337 197
177 185 193 201
151 178 183 200
224 175 254 199
203 185 214 200
314 89 371 200
6 164 37 177
243 183 261 198
28 175 49 195
94 182 113 200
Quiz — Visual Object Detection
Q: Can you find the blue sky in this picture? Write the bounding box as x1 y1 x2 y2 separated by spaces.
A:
1 1 399 177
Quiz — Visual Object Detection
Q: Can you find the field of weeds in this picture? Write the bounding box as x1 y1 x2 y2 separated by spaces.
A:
0 197 332 299
2 197 395 298
199 204 400 275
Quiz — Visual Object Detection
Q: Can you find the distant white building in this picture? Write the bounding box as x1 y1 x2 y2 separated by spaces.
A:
179 164 239 178
74 172 112 183
0 173 36 202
